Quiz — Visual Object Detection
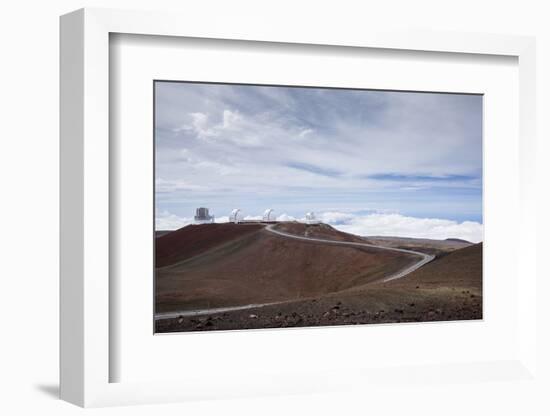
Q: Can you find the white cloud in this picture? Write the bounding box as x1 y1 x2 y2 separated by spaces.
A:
298 128 314 138
222 109 242 129
189 112 216 138
318 211 483 243
155 211 193 230
244 215 262 220
156 212 231 229
155 177 207 192
276 213 296 221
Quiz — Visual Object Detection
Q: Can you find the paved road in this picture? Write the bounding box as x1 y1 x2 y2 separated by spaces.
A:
264 224 434 282
155 223 434 320
155 302 286 320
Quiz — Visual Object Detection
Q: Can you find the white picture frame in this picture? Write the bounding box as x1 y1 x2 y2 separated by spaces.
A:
60 7 538 408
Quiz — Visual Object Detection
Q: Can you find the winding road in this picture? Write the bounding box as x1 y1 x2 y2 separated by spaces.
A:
155 223 434 320
265 224 434 282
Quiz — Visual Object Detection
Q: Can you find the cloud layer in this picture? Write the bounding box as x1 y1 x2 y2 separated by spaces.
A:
155 210 483 243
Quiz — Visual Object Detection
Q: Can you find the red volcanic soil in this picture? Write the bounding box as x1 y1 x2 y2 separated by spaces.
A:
155 223 263 268
155 222 419 313
382 242 482 290
156 243 483 333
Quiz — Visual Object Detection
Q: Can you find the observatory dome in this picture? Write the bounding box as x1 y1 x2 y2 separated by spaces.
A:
230 208 244 224
262 208 275 222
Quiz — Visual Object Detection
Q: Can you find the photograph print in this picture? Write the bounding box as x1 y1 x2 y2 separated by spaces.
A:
154 81 483 333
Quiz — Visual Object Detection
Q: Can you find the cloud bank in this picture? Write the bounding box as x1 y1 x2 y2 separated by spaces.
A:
156 210 483 243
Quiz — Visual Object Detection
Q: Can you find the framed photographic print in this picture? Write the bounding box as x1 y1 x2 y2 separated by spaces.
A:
60 7 539 408
153 81 483 334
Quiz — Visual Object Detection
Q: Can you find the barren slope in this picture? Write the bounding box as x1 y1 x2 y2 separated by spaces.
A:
363 236 473 256
155 223 263 268
155 223 418 313
157 243 483 332
380 242 482 290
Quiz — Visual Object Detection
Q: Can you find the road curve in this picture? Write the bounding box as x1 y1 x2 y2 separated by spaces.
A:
264 224 434 282
155 223 434 320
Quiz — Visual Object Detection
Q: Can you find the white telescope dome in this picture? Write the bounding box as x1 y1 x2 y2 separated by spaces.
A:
230 208 244 224
263 208 275 221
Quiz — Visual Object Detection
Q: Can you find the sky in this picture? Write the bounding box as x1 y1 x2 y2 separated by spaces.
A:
155 81 483 242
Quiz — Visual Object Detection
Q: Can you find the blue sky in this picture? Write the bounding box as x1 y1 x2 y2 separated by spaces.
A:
155 82 483 241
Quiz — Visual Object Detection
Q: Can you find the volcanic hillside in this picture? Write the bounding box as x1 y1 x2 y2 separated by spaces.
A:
156 243 483 332
382 242 482 291
363 236 472 256
155 223 264 268
155 222 420 313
